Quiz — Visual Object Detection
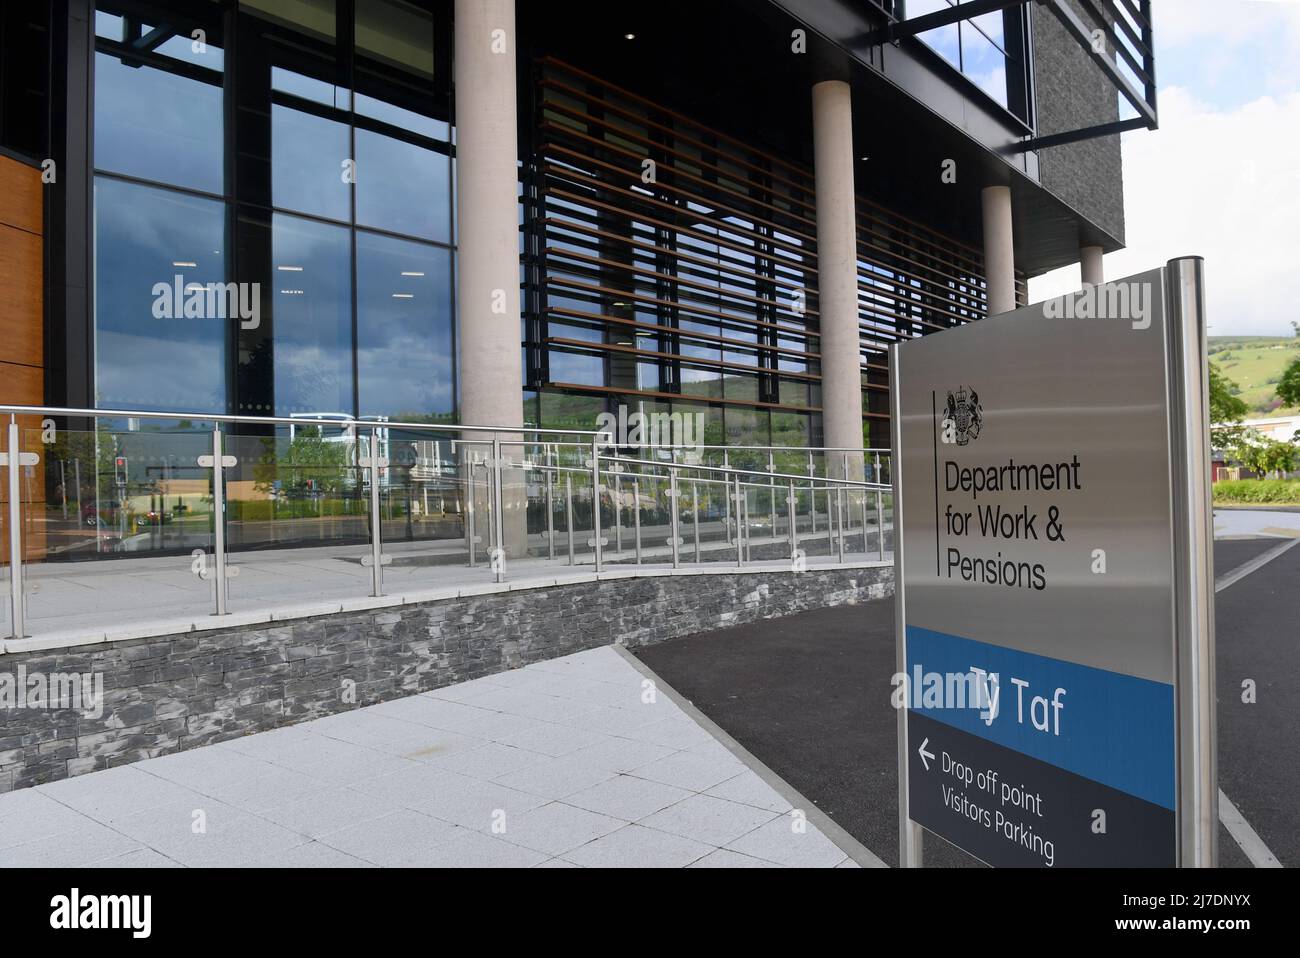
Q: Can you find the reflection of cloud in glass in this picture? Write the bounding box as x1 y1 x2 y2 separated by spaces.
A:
356 232 454 419
355 130 450 242
272 214 354 416
272 106 351 222
94 52 223 193
94 178 227 413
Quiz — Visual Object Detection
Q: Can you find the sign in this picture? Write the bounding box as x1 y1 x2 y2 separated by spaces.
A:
890 259 1216 868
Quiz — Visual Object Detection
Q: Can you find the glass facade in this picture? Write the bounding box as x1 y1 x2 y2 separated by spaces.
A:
91 0 455 423
906 0 1032 122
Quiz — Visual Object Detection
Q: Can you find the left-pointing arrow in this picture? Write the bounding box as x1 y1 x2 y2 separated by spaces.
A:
918 737 935 772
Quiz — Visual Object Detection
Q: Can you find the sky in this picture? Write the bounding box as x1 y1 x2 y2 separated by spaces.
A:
1027 0 1300 338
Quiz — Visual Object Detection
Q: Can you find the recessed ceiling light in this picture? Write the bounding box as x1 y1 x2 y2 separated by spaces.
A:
401 271 425 277
277 265 304 272
172 261 197 268
392 293 414 299
623 32 636 40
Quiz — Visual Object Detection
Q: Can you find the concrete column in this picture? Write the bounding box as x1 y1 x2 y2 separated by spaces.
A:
812 80 864 480
454 0 527 559
1080 244 1104 286
981 185 1016 316
455 0 523 431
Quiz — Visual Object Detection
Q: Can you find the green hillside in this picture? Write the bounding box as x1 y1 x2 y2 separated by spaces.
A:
1208 336 1300 416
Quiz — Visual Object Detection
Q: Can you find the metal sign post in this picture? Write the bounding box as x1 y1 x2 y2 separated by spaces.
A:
892 258 1215 868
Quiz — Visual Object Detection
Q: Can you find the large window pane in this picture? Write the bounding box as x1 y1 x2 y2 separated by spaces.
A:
94 178 228 412
961 25 1010 109
272 104 351 221
355 129 450 241
94 51 223 193
272 213 354 416
356 231 454 420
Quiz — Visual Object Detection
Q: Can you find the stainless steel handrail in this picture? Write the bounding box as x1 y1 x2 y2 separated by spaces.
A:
2 404 892 639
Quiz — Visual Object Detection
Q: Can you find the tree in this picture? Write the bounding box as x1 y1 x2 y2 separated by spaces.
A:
1231 431 1298 479
1208 362 1249 450
1276 357 1300 409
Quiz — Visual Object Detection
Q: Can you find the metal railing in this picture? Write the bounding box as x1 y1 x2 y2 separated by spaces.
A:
1 404 892 640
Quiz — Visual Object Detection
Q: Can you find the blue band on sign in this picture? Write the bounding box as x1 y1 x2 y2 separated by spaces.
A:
905 626 1175 810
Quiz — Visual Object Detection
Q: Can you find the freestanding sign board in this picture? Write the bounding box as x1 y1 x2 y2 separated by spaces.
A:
891 258 1216 868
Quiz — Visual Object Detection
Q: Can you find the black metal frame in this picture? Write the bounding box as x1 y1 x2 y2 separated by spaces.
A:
880 0 1157 151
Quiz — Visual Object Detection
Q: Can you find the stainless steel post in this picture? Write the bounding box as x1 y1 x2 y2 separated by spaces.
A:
545 444 555 560
733 474 744 568
212 427 230 614
787 479 797 559
590 439 603 573
632 477 642 565
768 449 777 539
565 474 575 566
613 469 623 554
368 439 385 596
6 419 26 638
1166 256 1217 868
491 437 506 584
692 481 701 562
836 484 846 563
807 451 817 535
723 449 732 544
668 468 681 570
473 454 483 564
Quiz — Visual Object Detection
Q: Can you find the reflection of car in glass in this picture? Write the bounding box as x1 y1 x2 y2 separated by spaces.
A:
137 509 172 526
81 503 119 527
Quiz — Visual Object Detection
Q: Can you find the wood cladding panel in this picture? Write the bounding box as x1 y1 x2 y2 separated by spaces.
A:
0 154 46 562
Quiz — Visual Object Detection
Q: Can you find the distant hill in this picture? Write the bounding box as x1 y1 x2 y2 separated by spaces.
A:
1208 336 1300 417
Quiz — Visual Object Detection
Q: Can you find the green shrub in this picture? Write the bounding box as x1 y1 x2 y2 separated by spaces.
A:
1212 479 1300 503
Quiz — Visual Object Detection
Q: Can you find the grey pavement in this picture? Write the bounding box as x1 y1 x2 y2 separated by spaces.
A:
0 646 863 868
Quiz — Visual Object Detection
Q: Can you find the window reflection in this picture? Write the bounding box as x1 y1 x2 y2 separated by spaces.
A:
355 129 449 242
356 231 454 421
94 178 228 413
272 104 351 221
272 214 354 416
94 51 223 194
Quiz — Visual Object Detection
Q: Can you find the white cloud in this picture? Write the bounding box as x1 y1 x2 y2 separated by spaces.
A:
1029 85 1300 336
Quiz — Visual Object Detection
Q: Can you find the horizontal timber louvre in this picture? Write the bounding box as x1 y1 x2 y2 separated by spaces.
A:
524 59 1026 448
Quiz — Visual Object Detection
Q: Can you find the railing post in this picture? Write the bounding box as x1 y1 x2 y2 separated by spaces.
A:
565 473 575 566
836 483 847 564
545 443 555 560
632 477 642 565
613 466 623 554
878 485 887 561
466 457 478 568
491 436 506 584
768 449 777 540
590 437 604 573
211 427 229 614
807 451 817 535
723 449 733 544
363 436 389 596
6 418 28 638
733 474 745 568
692 480 702 562
668 467 681 570
787 479 798 560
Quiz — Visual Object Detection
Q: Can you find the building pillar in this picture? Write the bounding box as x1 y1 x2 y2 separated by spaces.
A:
981 185 1016 316
1080 244 1104 286
812 80 864 480
454 0 527 559
456 0 522 431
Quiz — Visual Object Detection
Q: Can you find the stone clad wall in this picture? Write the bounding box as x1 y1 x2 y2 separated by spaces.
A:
0 567 892 792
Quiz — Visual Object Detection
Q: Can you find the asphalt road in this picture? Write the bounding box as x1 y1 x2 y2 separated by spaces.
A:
635 535 1294 868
